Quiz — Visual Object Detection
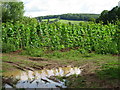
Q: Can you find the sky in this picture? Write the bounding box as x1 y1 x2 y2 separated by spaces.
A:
21 0 120 17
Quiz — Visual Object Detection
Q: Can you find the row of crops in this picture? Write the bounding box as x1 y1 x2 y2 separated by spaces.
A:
2 21 120 54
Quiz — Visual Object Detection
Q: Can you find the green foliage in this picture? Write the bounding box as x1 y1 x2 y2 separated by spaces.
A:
97 63 120 79
36 13 100 21
20 16 38 24
96 6 120 24
2 1 24 23
2 21 119 54
2 42 16 53
21 47 44 57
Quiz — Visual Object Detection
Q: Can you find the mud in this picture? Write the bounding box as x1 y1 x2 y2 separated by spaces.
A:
3 66 82 88
29 57 48 61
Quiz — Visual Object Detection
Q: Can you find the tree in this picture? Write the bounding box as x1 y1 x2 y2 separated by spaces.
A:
89 17 96 22
96 6 120 24
2 1 24 23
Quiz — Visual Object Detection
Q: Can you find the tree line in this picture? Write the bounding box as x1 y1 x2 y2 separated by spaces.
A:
1 1 120 24
96 6 120 24
2 1 24 23
36 13 100 22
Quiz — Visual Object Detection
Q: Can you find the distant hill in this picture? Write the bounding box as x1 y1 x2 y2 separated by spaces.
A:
36 13 100 22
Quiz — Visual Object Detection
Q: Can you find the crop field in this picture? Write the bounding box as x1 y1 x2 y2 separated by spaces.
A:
2 21 119 54
1 1 120 89
59 19 85 24
42 18 85 24
1 13 120 89
2 20 120 88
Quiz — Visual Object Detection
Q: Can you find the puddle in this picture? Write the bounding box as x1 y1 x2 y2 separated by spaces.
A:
3 66 81 88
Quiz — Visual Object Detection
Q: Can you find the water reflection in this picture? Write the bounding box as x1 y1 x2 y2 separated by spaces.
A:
3 66 81 88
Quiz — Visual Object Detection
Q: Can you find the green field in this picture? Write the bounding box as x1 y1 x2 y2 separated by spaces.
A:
2 1 120 89
2 21 119 54
42 18 85 24
2 20 120 88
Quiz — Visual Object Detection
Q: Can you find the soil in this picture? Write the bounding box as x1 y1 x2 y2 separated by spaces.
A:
2 53 120 88
2 53 70 71
29 57 48 61
9 49 23 54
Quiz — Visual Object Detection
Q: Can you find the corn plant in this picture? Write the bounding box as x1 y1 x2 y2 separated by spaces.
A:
2 21 119 54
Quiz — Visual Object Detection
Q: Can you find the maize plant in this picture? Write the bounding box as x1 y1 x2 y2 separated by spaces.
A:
2 21 119 54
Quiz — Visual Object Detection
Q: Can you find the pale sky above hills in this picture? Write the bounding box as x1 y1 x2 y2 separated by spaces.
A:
21 0 120 17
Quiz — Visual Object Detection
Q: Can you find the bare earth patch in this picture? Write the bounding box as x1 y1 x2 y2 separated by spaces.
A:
2 53 119 88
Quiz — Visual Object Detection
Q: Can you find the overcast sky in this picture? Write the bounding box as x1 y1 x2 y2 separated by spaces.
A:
21 0 120 17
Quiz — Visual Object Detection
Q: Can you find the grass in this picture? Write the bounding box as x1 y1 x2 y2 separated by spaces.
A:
43 50 118 66
97 63 120 79
2 63 15 72
41 49 119 88
20 47 45 57
2 55 43 66
65 63 120 88
20 48 118 66
20 47 119 69
2 48 119 88
42 18 56 21
2 54 47 72
42 18 85 24
59 19 85 24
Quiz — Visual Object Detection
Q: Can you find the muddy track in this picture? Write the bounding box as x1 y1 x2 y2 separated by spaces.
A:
2 54 72 71
3 61 34 71
28 57 57 65
29 57 48 61
3 61 60 71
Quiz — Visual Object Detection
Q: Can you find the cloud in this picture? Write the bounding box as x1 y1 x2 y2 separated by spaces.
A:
21 0 120 17
119 1 120 7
